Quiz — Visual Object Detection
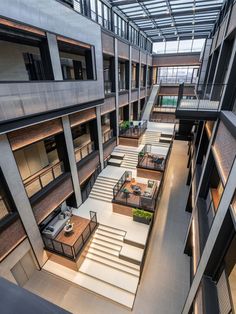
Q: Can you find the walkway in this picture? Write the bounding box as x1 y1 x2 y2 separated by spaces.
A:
24 140 191 314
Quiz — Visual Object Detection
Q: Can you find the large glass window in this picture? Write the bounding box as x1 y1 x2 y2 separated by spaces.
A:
0 170 16 221
157 66 199 84
153 39 205 54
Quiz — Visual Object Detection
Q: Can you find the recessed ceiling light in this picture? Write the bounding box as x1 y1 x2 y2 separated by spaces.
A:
171 22 174 27
166 9 170 14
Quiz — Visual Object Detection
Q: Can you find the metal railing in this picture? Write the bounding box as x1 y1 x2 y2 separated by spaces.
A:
119 120 147 138
102 129 114 144
104 80 112 94
42 211 98 260
119 80 126 91
75 141 95 163
177 83 226 112
131 80 137 89
137 145 166 172
24 161 64 198
113 171 158 212
81 165 102 203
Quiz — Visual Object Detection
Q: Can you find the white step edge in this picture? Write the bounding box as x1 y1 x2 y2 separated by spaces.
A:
90 242 119 256
98 225 126 236
84 253 139 277
94 233 123 246
79 259 139 294
92 238 121 251
96 229 124 241
85 247 140 270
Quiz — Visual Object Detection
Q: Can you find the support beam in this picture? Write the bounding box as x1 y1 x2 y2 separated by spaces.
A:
96 105 104 170
62 116 82 208
46 32 63 80
0 134 45 267
114 38 119 142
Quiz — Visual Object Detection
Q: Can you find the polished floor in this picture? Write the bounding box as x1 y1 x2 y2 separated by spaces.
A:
24 140 190 314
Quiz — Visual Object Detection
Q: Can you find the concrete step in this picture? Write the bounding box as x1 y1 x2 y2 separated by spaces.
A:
96 177 117 184
98 224 126 237
89 242 119 256
94 233 123 246
74 271 135 309
89 195 112 202
79 259 139 294
84 252 140 277
90 190 113 197
85 247 140 270
96 229 124 241
91 185 113 192
92 238 122 252
43 261 135 309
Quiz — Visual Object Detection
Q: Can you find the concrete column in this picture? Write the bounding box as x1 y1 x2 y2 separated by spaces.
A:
114 38 119 143
219 36 236 110
62 116 82 207
138 50 141 119
182 158 236 314
0 134 45 267
145 54 148 101
210 12 231 100
46 32 63 80
128 45 132 120
96 105 104 169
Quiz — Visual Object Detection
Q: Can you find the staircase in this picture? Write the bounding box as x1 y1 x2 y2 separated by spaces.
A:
113 147 139 169
89 176 117 202
79 224 142 309
141 130 170 147
141 84 159 121
141 130 161 146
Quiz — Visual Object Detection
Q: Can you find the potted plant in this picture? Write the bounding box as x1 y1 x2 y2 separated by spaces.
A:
132 208 153 225
121 188 130 199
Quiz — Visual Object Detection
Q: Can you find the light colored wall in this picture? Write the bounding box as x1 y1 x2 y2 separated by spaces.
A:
0 239 34 284
0 41 40 81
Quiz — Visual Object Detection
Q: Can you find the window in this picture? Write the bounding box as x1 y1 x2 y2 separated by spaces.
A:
157 66 199 84
58 39 95 81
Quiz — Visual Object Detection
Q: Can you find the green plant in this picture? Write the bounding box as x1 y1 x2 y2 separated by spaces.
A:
120 121 130 129
132 208 153 220
138 151 144 157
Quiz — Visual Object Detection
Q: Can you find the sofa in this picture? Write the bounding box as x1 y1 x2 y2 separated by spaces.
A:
42 213 70 239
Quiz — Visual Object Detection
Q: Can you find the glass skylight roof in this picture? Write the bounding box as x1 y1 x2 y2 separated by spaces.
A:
108 0 225 41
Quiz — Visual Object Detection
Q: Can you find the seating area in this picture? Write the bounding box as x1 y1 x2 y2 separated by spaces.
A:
138 144 170 172
119 120 147 139
42 208 98 260
113 171 159 212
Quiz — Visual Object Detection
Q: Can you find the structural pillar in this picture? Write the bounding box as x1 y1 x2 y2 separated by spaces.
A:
62 116 82 208
0 134 45 267
138 50 141 119
114 38 119 143
96 105 104 170
46 32 63 80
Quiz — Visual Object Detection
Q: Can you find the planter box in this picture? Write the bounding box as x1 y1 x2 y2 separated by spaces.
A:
133 215 151 225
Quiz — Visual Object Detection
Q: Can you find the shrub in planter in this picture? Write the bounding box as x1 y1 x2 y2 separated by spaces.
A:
132 208 153 225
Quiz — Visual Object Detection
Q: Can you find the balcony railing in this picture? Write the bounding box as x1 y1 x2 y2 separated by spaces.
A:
119 80 127 92
113 171 159 212
131 80 137 89
138 145 166 172
177 83 226 112
24 161 65 198
75 141 94 163
119 120 147 138
102 129 114 144
104 80 112 94
42 211 98 260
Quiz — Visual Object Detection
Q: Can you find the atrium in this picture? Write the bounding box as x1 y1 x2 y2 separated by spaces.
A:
0 1 235 314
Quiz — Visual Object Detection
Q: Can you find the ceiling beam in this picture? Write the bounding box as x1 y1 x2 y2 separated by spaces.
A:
127 6 222 21
140 20 215 32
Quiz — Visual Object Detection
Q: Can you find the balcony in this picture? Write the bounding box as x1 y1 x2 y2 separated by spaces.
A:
104 80 112 95
24 161 65 198
137 144 170 173
131 80 137 89
176 83 224 120
102 129 114 144
119 80 127 92
112 171 159 214
75 141 95 163
42 211 98 260
119 120 147 139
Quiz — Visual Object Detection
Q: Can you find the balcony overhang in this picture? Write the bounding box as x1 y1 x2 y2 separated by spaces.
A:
176 99 220 120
